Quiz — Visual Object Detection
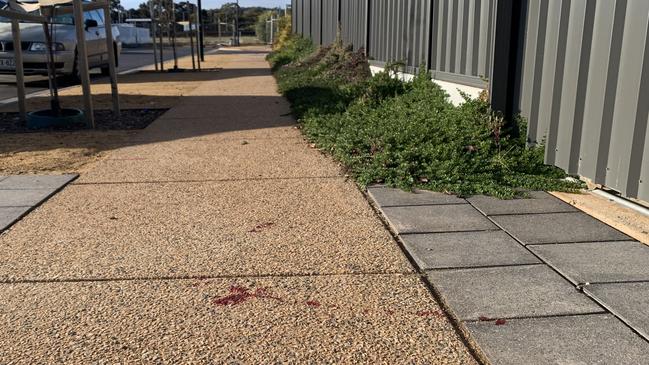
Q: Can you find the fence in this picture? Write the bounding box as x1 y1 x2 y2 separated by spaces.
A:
291 0 649 202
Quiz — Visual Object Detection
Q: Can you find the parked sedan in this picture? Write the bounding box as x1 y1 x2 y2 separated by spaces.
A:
0 7 121 77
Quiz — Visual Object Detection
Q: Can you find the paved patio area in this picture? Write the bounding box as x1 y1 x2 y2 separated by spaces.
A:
0 48 477 363
368 186 649 364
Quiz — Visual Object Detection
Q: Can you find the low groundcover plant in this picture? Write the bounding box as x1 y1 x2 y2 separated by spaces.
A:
267 35 583 199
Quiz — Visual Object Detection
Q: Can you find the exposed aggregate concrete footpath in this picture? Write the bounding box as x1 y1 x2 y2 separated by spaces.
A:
0 47 477 363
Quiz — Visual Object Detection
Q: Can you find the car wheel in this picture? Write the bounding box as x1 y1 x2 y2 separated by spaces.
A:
101 44 119 76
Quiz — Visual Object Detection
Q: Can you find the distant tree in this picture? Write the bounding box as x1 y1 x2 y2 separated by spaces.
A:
110 0 125 22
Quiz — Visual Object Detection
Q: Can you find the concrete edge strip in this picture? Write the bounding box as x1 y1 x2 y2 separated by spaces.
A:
360 186 491 365
0 174 78 235
0 269 417 286
70 176 346 186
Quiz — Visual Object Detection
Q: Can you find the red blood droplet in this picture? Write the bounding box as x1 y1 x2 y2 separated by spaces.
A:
495 319 507 326
229 285 250 294
478 316 492 322
213 293 251 306
306 300 321 307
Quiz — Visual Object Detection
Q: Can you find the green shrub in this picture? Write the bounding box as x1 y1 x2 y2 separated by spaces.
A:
266 35 314 72
270 37 583 198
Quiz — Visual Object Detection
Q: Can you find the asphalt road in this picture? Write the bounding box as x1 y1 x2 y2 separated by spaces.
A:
0 46 195 102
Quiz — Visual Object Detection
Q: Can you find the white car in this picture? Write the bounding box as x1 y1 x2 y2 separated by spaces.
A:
0 6 121 77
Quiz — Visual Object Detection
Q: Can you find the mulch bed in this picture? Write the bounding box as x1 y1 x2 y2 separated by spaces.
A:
0 108 168 133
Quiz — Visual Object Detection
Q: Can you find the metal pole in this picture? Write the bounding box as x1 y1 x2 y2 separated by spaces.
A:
171 0 178 69
158 0 164 70
235 0 239 46
102 3 120 115
197 0 204 61
150 0 158 70
73 0 94 127
270 16 274 45
11 19 26 121
189 12 195 70
195 3 201 70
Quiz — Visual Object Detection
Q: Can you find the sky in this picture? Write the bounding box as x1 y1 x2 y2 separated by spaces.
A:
121 0 288 10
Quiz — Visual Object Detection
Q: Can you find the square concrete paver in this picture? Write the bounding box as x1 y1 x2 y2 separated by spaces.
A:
492 212 631 244
0 206 30 231
0 174 77 190
468 191 577 215
367 186 466 207
586 282 649 339
402 231 539 269
381 205 496 234
427 265 602 320
0 189 55 207
466 314 649 365
530 241 649 284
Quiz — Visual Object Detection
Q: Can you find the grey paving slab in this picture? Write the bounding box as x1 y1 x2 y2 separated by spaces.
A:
466 314 649 365
586 282 649 339
0 174 77 190
381 205 496 234
530 241 649 284
367 186 466 207
492 212 631 245
467 191 577 215
0 206 31 231
0 176 7 182
402 231 539 269
0 189 55 207
427 265 602 320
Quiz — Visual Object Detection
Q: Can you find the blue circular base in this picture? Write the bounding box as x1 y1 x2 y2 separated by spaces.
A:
27 108 86 129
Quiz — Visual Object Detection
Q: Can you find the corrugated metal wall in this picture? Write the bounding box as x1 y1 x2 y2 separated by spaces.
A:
311 0 322 44
295 0 302 35
429 0 495 86
292 0 298 34
322 0 339 45
340 0 367 51
296 0 494 84
302 0 317 39
291 0 649 201
519 0 649 201
368 0 431 73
